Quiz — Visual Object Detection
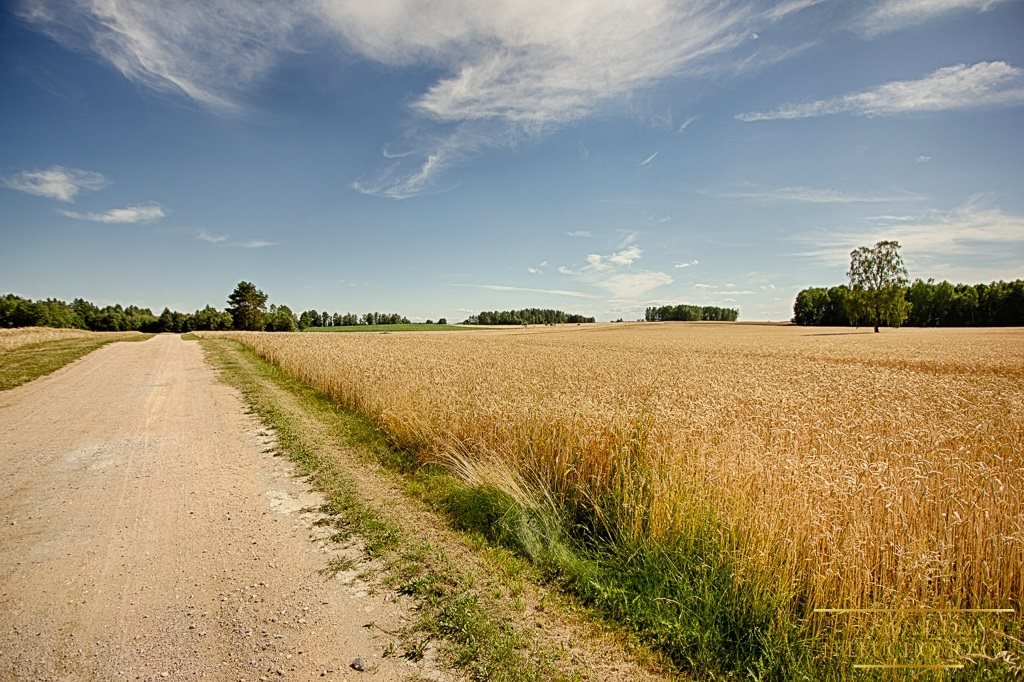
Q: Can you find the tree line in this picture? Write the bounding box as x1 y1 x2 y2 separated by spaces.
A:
462 308 595 325
0 293 236 333
0 281 426 334
644 304 739 322
793 279 1024 327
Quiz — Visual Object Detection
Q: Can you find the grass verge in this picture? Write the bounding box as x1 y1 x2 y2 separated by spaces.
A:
200 338 593 682
0 333 153 391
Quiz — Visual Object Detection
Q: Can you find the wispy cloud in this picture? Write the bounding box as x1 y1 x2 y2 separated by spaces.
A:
197 230 228 244
707 184 924 204
737 61 1024 121
675 259 700 268
560 241 673 299
59 202 165 224
764 0 829 22
915 154 932 164
567 230 594 238
859 0 1012 37
16 1 306 113
798 196 1024 269
325 1 825 197
452 284 599 299
527 260 548 275
18 1 829 198
639 151 659 167
239 240 278 249
677 115 699 133
2 165 109 202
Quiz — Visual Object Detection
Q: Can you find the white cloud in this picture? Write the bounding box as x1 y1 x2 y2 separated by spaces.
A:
16 0 306 113
239 240 278 249
18 1 830 197
675 259 700 268
859 0 1011 36
798 196 1024 269
639 151 659 167
597 272 674 298
560 241 672 299
915 155 932 163
452 284 599 299
566 230 593 238
197 230 228 244
2 166 109 202
764 0 829 22
708 185 924 204
677 115 699 133
59 202 165 224
737 61 1024 121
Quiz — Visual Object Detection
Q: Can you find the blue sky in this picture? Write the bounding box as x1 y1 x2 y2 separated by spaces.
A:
2 0 1023 322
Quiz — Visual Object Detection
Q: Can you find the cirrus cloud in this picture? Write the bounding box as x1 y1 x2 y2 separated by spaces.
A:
737 61 1024 121
2 165 110 202
59 202 166 224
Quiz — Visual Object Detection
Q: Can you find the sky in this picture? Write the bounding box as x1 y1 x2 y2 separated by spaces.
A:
2 0 1023 322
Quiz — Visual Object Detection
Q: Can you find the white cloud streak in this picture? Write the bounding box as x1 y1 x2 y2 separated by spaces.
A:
452 284 600 299
239 240 278 249
639 151 659 167
197 230 228 243
677 115 699 133
59 202 165 223
738 61 1024 121
708 185 924 204
16 0 307 113
798 196 1024 267
859 0 1011 37
2 166 109 202
675 259 700 268
566 230 593 238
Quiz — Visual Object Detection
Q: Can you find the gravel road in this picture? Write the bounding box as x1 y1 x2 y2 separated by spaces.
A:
0 334 443 681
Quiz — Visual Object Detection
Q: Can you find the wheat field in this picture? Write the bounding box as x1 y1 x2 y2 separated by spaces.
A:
216 323 1023 626
0 327 100 353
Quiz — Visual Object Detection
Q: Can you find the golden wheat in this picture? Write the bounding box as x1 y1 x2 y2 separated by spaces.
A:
213 323 1024 617
0 327 98 353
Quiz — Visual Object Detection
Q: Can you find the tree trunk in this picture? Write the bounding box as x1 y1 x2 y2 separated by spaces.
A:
874 325 880 333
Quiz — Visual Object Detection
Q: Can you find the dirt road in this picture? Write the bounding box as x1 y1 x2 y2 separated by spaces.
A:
0 335 443 681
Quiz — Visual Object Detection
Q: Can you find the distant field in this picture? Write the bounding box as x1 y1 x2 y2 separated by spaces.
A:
303 323 473 333
215 323 1024 674
0 328 150 390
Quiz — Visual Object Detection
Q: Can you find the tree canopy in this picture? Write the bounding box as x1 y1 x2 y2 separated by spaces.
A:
645 304 738 322
462 308 595 325
845 241 911 332
793 279 1024 327
226 281 269 331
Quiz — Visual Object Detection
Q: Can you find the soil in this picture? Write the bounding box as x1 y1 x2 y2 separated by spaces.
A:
0 335 450 681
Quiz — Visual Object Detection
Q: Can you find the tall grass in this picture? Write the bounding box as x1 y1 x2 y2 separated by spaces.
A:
212 325 1024 674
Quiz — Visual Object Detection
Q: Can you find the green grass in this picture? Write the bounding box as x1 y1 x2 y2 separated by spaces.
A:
0 334 153 391
200 338 573 681
304 323 472 333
